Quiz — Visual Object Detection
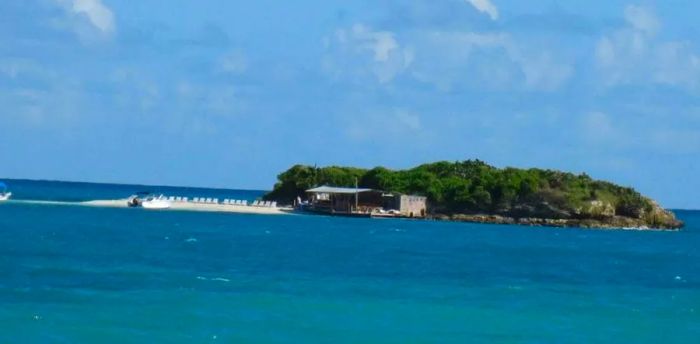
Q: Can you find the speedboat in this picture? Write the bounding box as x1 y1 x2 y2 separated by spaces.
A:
142 194 171 209
0 182 11 201
127 192 171 209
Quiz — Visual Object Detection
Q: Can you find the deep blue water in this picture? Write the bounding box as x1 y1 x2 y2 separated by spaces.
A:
1 180 699 343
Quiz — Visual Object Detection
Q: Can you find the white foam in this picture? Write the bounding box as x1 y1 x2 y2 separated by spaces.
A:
13 200 80 206
12 199 128 208
196 276 230 282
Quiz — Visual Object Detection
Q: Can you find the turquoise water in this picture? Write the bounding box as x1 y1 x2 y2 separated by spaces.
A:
1 180 699 343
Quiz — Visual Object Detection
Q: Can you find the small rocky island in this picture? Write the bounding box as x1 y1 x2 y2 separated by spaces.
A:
264 160 683 230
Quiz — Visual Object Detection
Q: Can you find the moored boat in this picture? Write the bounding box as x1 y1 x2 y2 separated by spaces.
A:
142 195 171 209
127 192 171 209
0 182 11 201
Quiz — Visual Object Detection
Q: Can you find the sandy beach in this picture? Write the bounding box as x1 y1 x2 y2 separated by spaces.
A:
78 199 294 215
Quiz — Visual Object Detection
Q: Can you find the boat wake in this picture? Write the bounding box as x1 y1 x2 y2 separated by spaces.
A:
8 199 127 208
9 199 84 206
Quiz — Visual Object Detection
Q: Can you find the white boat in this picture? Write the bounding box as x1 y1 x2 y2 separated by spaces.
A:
141 194 171 209
127 192 171 209
0 182 10 201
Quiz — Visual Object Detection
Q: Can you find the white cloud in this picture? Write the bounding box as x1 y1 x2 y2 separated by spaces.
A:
465 0 499 21
0 58 57 79
576 107 700 155
350 24 399 62
394 109 422 130
219 51 248 74
517 52 573 92
407 31 571 91
581 111 613 142
323 20 574 91
323 24 413 83
651 129 700 154
109 68 162 115
595 37 616 66
624 5 660 36
55 0 115 35
205 86 246 118
595 5 700 90
345 108 424 141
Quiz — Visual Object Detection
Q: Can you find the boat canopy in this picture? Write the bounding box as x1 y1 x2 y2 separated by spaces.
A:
0 182 6 191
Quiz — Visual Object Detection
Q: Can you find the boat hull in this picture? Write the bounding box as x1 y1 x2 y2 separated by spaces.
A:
141 200 171 209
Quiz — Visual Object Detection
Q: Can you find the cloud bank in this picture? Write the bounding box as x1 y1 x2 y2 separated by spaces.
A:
323 24 414 83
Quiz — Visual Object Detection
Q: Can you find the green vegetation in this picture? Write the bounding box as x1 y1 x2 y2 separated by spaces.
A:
264 160 681 228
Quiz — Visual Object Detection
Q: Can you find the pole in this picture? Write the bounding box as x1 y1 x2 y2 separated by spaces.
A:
355 177 359 212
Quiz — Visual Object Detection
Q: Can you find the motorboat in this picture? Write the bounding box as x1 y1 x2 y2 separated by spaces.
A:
0 182 11 201
127 192 171 209
142 195 171 209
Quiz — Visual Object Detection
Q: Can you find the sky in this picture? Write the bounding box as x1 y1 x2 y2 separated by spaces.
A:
1 0 699 208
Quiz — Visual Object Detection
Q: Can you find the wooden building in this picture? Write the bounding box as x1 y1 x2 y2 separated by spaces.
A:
305 185 427 218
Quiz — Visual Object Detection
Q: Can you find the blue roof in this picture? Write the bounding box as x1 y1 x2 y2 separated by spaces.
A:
0 181 6 189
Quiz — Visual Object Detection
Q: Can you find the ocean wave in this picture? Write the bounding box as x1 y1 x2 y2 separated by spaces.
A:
195 276 230 282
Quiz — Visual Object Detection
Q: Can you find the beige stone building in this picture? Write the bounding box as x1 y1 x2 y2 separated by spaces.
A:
394 195 427 218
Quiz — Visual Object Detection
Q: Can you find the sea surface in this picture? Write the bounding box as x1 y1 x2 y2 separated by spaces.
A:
1 179 699 343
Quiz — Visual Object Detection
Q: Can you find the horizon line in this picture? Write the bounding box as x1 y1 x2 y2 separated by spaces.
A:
0 177 270 193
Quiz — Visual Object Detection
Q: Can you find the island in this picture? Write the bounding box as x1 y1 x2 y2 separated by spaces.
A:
264 160 683 230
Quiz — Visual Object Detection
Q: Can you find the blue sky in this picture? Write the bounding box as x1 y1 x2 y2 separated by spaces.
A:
1 0 699 208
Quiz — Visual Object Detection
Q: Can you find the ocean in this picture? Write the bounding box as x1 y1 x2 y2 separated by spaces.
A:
0 179 698 343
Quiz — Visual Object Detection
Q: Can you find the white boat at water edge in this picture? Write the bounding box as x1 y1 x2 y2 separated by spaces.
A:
142 195 171 209
0 182 11 201
127 192 171 209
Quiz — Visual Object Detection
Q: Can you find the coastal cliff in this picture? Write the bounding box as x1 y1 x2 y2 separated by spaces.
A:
264 160 683 230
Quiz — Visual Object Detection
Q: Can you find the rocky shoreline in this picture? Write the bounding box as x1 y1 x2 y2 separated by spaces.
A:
430 213 683 231
428 198 684 231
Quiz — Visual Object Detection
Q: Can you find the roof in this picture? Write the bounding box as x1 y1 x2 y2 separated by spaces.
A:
306 186 375 194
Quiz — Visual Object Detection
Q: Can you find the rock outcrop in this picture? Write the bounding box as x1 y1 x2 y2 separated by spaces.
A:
433 201 683 231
